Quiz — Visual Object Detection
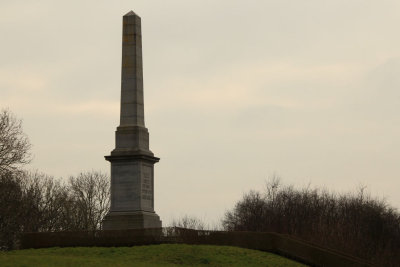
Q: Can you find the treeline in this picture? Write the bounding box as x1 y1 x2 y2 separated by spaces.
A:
223 178 400 266
0 170 110 249
0 109 110 249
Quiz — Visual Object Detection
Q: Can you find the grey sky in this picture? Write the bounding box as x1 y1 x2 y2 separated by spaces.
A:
1 0 399 224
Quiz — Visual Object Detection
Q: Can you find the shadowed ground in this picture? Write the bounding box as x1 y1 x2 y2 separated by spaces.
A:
0 244 307 267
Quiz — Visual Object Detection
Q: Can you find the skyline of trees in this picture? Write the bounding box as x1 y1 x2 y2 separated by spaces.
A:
0 108 110 249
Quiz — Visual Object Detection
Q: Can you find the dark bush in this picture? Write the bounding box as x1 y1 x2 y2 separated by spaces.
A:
0 172 24 249
222 179 400 266
0 170 110 249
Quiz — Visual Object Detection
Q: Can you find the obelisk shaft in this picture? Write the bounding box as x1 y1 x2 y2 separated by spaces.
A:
120 11 145 127
113 11 151 156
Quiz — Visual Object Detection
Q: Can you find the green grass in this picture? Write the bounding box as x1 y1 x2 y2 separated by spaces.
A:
0 244 307 267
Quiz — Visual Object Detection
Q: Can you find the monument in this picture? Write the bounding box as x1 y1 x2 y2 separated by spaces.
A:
102 11 162 229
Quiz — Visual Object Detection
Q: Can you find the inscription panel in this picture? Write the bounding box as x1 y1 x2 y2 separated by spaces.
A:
111 162 140 211
141 164 153 210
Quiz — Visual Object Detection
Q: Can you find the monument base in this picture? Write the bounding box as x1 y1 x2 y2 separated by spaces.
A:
102 211 162 230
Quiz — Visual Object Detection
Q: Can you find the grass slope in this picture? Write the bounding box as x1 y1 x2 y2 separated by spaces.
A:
0 244 307 267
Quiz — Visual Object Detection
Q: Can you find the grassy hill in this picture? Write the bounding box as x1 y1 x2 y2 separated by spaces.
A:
0 244 307 266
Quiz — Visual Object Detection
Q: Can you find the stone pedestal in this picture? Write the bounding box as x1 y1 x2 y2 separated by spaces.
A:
102 211 161 229
102 153 161 230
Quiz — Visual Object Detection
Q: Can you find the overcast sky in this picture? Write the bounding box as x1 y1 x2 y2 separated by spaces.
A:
1 0 399 225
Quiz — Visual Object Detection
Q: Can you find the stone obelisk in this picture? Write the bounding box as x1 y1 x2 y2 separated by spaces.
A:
102 11 162 229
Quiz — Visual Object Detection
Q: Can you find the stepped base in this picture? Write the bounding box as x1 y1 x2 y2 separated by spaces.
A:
102 211 162 230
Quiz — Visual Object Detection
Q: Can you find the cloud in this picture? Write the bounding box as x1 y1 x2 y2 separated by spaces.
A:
1 0 400 224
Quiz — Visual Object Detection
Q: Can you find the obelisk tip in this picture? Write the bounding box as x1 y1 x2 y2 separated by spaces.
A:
124 10 137 17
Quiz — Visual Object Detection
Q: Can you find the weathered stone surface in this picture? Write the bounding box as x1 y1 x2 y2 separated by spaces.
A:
113 126 151 155
102 11 161 230
119 11 144 128
102 211 161 230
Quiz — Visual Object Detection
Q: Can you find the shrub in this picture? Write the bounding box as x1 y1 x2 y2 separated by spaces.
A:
222 179 400 266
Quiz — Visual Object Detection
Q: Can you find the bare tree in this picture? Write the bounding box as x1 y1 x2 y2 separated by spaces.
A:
20 171 69 232
222 179 400 266
0 109 31 175
68 171 110 231
171 215 206 230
